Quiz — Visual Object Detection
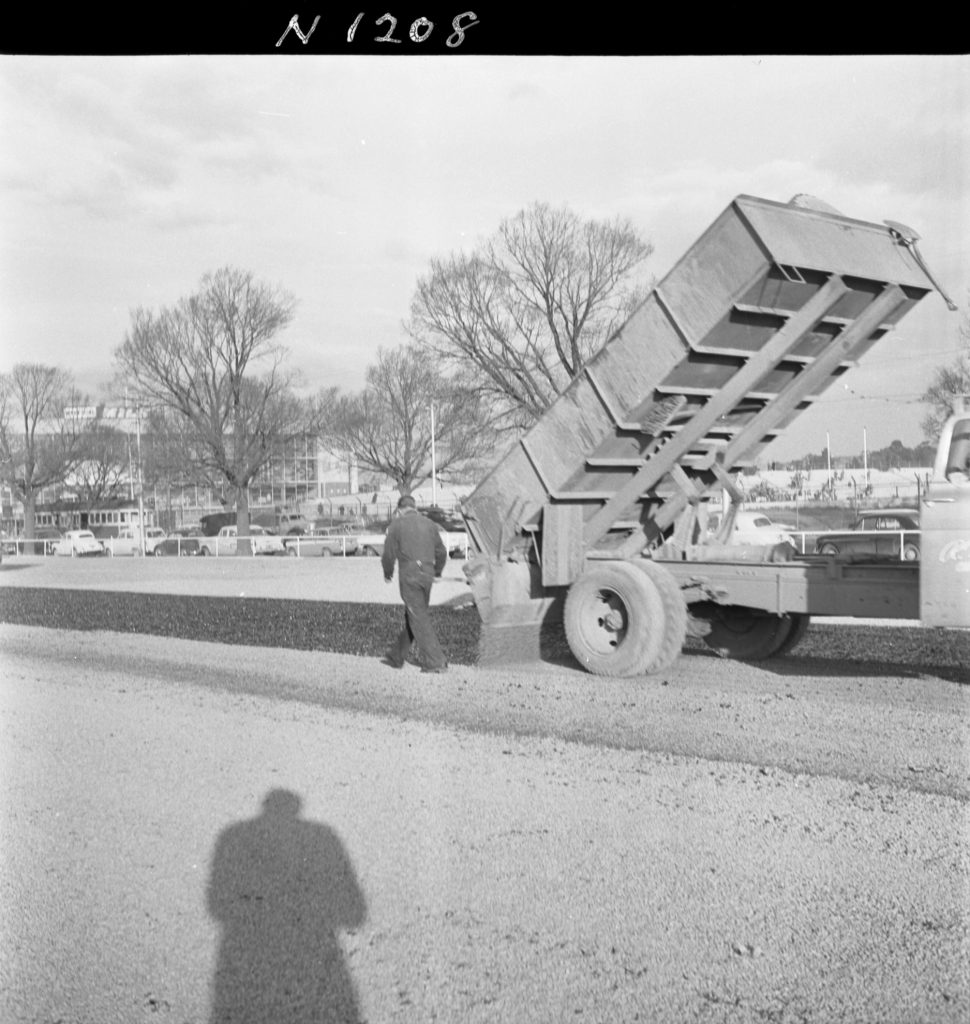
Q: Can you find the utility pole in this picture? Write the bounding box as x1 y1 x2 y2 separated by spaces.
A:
136 404 145 554
430 402 437 506
863 427 869 489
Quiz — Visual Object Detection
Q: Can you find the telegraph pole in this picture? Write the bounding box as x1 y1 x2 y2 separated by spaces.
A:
430 402 437 505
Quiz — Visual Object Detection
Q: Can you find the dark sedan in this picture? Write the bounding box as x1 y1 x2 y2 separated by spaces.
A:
152 530 202 556
814 509 920 562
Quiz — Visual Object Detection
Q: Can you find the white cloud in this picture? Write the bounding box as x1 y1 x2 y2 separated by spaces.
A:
1 53 967 460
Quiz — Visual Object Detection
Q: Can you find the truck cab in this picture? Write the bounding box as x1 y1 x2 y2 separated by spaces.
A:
920 399 970 627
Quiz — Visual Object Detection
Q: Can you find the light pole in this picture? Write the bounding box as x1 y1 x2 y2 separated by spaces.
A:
430 402 437 506
863 427 869 490
135 403 145 553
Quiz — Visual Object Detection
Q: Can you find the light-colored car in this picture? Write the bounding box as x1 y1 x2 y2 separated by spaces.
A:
708 510 796 548
347 522 390 557
283 526 360 557
199 524 286 556
350 517 464 560
103 526 167 556
417 507 469 559
814 509 920 561
143 526 167 554
54 529 106 557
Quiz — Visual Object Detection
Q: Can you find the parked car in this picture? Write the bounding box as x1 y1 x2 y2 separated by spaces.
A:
417 506 469 558
708 510 796 548
198 524 286 556
348 521 391 557
253 510 311 536
283 526 360 557
143 527 167 554
153 529 202 557
350 515 466 560
103 526 167 556
1 531 17 556
53 529 106 557
814 509 921 561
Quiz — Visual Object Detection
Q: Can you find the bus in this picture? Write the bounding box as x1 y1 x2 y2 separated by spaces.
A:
19 498 156 539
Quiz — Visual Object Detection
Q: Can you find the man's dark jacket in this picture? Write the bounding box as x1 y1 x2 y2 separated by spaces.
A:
381 510 447 581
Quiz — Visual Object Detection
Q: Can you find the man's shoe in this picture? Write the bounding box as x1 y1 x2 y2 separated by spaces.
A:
381 656 404 669
421 664 448 674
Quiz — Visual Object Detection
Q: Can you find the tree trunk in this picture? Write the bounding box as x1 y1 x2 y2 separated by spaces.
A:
22 491 37 540
235 488 253 556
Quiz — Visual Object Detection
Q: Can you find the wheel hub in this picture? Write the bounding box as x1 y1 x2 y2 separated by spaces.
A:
602 608 625 632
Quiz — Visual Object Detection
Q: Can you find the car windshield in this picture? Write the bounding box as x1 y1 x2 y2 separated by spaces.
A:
751 517 772 528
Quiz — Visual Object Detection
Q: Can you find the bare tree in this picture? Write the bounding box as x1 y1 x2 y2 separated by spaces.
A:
0 364 92 539
70 422 132 507
921 295 970 442
408 202 653 428
324 344 496 495
114 267 316 553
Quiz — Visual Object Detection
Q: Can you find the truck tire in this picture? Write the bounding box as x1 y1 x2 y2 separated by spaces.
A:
636 560 689 672
819 543 839 556
772 613 811 657
564 561 685 677
903 542 919 561
694 603 795 661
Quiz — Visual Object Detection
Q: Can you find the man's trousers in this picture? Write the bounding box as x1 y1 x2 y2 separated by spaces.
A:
388 565 447 670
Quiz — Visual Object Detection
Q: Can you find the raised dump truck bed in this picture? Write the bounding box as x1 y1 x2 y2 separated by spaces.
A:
459 195 958 675
463 195 935 571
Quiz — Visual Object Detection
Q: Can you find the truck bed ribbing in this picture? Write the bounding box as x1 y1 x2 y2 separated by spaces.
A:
461 195 935 577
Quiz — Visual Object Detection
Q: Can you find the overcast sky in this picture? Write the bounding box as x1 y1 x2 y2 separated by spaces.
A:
1 53 966 462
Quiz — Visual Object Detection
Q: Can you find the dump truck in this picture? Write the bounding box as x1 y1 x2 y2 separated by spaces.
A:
459 194 969 676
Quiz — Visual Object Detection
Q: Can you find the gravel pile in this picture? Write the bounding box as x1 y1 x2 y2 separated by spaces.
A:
2 586 967 682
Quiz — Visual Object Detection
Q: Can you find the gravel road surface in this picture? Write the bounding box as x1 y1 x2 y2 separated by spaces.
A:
1 557 968 1023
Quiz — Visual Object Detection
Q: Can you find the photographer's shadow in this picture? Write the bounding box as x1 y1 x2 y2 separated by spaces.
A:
207 789 366 1024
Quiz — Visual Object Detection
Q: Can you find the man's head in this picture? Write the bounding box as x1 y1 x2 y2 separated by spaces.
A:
397 494 416 510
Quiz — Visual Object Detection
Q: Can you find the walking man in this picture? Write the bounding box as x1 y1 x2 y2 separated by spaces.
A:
381 494 449 673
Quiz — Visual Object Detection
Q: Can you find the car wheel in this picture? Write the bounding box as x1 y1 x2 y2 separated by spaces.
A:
818 543 839 556
286 545 299 557
199 548 209 557
154 547 166 556
321 548 333 557
363 546 378 557
903 542 920 561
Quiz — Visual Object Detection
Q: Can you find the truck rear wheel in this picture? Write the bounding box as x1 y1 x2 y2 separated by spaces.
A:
637 560 688 672
694 603 798 661
773 613 811 657
564 561 686 677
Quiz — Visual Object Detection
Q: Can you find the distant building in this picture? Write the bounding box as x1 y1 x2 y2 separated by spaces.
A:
3 404 361 525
